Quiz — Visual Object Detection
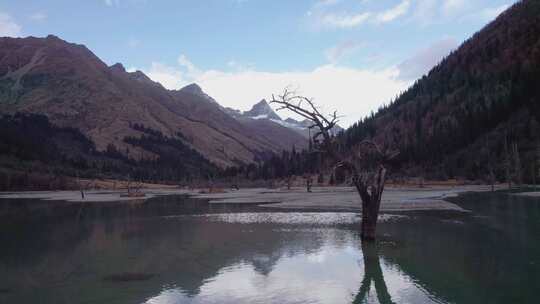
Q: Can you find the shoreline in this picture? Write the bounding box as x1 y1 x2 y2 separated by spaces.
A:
513 191 540 197
0 184 509 213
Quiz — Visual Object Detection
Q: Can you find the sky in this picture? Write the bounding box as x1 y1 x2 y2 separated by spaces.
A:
0 0 516 126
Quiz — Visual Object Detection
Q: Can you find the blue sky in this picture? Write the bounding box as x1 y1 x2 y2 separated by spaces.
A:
0 0 516 126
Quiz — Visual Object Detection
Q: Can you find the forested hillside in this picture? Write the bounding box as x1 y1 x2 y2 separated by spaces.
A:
253 0 540 183
0 114 219 190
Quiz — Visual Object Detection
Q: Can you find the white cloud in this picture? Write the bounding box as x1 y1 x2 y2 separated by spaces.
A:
177 54 201 76
145 62 186 90
310 0 414 29
321 12 371 28
375 0 410 23
0 12 21 37
442 0 466 15
29 12 47 21
325 40 364 63
140 56 409 126
412 0 512 25
397 38 458 80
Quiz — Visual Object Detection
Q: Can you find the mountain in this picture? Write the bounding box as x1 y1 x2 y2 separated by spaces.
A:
255 0 540 182
244 99 282 120
229 99 343 139
0 35 306 169
338 0 540 180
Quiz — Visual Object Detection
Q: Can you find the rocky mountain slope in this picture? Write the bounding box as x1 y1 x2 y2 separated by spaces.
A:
0 35 306 168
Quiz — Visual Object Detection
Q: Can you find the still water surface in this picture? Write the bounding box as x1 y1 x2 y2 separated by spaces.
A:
0 192 538 303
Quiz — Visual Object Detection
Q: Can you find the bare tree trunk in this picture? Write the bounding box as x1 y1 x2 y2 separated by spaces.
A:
77 172 85 199
360 197 380 241
306 176 313 192
504 134 512 190
355 166 386 241
286 176 292 190
126 174 132 194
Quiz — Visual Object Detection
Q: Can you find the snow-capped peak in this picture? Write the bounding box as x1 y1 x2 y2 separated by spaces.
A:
244 99 281 121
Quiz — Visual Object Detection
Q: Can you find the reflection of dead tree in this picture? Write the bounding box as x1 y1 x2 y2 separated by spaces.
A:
270 88 398 241
353 242 395 304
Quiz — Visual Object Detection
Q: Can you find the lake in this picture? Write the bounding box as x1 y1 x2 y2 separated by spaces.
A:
0 191 538 304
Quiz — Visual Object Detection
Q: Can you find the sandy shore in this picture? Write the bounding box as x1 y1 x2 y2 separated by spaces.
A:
194 185 506 212
0 185 506 212
0 188 190 203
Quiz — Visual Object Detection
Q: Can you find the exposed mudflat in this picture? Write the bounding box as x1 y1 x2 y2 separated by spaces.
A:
0 185 506 212
194 185 504 212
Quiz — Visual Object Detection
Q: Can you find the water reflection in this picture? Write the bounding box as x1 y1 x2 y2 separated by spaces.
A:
0 205 437 304
0 192 539 303
353 242 394 304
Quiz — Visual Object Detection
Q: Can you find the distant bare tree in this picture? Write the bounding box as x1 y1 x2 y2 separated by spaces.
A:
286 175 293 190
305 175 313 192
270 88 398 241
76 172 87 199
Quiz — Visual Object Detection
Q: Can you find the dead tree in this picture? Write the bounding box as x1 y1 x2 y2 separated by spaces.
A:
76 173 85 199
286 175 293 190
305 175 313 192
270 88 398 241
